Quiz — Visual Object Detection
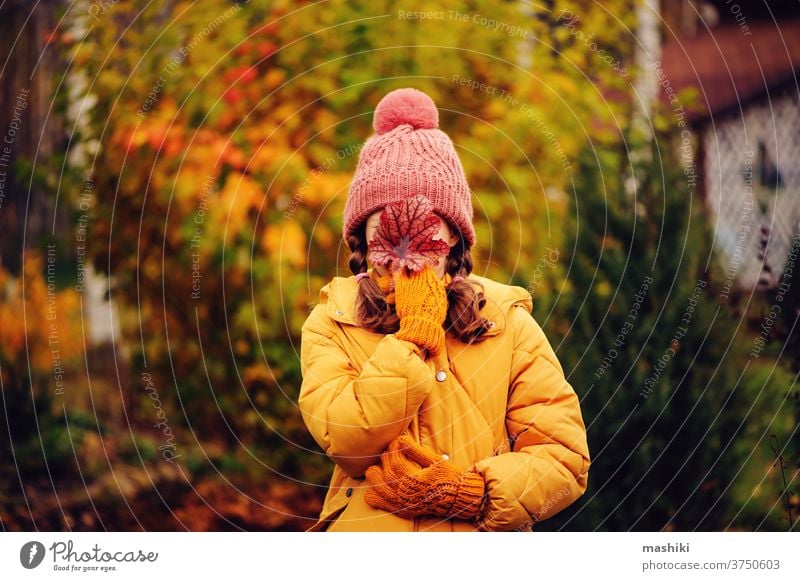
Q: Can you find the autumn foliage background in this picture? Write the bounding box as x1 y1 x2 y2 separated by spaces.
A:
0 0 797 531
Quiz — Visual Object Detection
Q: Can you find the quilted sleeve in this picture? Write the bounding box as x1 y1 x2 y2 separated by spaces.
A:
298 305 435 478
469 304 591 531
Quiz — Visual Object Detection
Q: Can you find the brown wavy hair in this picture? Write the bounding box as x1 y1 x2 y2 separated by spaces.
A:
346 218 493 345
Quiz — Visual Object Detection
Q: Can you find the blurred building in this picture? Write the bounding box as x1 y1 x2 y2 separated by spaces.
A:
658 0 800 292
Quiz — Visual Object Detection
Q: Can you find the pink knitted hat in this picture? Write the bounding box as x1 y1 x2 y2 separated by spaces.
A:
342 88 476 247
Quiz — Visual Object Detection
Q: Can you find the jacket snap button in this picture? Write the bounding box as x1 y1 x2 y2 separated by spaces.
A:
345 487 353 497
335 309 344 316
435 370 447 382
488 321 496 328
441 454 449 461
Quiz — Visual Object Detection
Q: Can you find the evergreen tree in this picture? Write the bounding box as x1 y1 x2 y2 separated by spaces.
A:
539 129 769 531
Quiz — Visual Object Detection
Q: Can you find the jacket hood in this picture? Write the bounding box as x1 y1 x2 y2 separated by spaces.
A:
317 269 532 337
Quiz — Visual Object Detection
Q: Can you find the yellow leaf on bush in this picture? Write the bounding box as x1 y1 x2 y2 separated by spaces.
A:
264 68 285 91
211 172 264 240
300 171 351 207
262 221 307 268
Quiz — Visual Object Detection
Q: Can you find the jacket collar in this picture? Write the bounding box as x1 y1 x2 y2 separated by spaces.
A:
318 269 533 337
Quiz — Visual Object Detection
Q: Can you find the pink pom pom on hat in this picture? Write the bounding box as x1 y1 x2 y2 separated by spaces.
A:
342 87 476 247
372 87 439 134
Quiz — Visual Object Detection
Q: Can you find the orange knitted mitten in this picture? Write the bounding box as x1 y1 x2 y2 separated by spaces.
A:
369 268 396 305
392 265 447 356
364 433 487 521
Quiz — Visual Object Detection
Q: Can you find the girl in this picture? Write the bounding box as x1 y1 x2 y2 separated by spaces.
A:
298 88 590 532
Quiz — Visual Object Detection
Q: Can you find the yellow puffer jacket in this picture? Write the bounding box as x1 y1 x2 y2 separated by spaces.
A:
298 270 590 531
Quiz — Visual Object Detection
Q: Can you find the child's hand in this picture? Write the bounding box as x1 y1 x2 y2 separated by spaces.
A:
369 267 396 305
392 264 447 356
364 433 487 521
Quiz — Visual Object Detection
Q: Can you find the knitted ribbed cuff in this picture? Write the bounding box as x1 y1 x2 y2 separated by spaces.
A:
395 316 445 354
449 470 487 520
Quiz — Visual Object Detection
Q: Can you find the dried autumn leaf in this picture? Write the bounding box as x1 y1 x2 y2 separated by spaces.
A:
367 194 450 273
